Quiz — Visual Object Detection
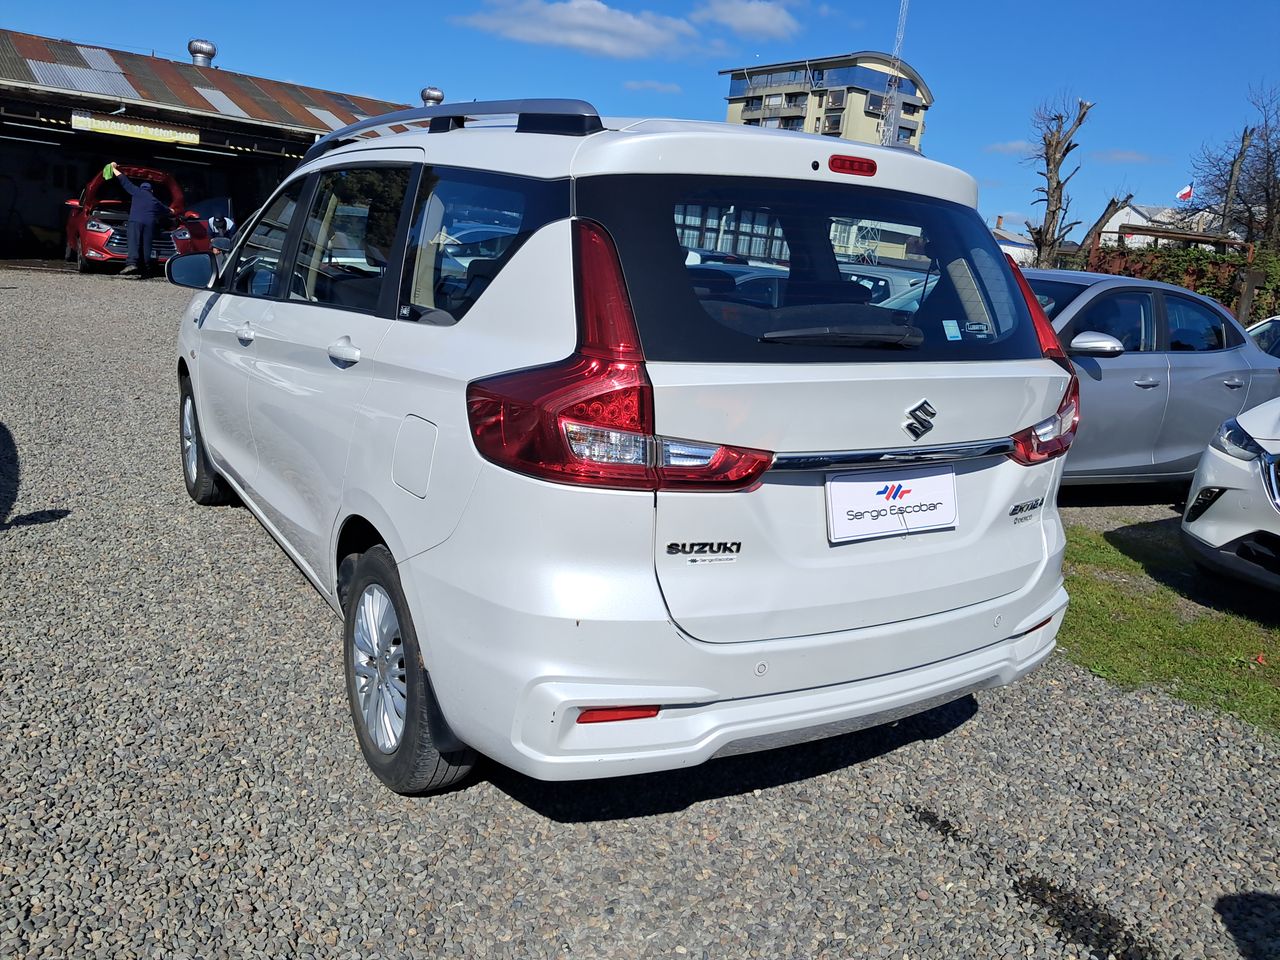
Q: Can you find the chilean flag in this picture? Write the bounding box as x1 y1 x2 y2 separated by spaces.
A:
1176 183 1194 202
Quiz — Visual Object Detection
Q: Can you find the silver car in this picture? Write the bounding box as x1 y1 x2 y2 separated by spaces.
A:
1025 270 1280 484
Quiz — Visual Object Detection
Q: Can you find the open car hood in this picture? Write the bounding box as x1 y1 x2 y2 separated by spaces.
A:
81 165 185 216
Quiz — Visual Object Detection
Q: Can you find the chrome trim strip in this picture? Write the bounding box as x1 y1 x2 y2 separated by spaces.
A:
771 437 1015 473
1263 452 1280 514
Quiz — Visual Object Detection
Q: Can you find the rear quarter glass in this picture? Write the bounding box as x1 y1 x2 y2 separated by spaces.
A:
575 174 1042 364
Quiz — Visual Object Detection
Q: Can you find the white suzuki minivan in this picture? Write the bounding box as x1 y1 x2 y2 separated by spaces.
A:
167 100 1075 794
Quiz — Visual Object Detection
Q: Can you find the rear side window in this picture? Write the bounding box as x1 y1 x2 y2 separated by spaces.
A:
228 179 304 298
289 165 413 313
1025 278 1090 320
398 168 569 324
576 175 1042 364
1165 295 1238 351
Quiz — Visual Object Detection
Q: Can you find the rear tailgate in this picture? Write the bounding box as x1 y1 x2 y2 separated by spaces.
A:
650 359 1066 643
576 171 1069 651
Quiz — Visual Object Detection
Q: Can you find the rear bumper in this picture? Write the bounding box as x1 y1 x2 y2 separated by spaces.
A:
398 466 1068 781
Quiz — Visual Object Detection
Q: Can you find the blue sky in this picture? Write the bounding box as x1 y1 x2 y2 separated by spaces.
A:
11 1 1280 238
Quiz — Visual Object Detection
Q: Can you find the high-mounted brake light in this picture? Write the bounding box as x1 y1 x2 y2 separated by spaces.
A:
576 706 661 724
466 220 774 491
829 155 877 177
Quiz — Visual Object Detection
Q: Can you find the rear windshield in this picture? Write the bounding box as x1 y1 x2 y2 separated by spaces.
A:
1025 277 1090 320
576 175 1042 364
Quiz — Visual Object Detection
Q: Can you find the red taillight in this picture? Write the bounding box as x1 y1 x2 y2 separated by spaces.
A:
466 219 774 491
1005 254 1072 374
829 155 877 177
1003 254 1079 465
1010 375 1079 465
576 705 661 724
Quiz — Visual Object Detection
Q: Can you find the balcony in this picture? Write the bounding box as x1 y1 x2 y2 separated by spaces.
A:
741 102 808 120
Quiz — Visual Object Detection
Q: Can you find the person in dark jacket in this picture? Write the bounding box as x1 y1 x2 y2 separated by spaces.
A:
109 161 171 277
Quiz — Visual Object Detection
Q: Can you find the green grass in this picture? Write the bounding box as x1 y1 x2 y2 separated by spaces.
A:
1059 524 1280 733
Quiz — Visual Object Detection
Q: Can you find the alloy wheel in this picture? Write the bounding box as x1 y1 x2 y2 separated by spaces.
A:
351 584 407 754
181 395 198 484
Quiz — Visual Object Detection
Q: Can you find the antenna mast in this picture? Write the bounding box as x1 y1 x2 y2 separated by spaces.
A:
879 0 910 146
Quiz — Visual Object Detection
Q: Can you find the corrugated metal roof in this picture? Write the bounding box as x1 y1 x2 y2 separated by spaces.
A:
114 54 187 108
306 108 346 131
77 46 120 73
48 42 88 68
0 28 406 133
229 74 299 126
28 60 138 99
0 33 36 85
195 86 249 119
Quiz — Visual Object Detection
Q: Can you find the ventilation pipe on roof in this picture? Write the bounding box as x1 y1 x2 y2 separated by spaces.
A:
188 39 217 67
421 87 444 107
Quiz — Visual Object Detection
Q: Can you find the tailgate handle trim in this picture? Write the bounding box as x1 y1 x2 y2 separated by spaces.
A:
772 437 1015 473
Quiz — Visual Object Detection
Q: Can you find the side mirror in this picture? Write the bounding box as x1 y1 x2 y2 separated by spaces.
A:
184 211 200 221
65 198 81 207
1069 330 1125 357
211 237 232 253
166 252 217 289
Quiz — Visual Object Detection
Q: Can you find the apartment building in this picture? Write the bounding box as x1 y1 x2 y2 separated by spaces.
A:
719 51 932 150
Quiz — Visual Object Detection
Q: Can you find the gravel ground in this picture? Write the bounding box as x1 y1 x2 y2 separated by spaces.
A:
1 266 1277 960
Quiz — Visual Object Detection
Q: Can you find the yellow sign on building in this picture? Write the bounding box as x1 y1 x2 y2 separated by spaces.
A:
71 109 200 145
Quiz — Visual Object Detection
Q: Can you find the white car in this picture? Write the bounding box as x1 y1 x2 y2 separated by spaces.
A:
166 99 1075 794
1181 399 1280 589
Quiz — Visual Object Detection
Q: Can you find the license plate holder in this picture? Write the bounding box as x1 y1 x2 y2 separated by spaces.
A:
826 465 958 544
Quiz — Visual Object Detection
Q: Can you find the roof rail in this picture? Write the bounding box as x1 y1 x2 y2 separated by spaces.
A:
301 98 603 163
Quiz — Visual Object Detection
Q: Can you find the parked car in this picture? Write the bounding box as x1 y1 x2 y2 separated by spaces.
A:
1247 316 1280 357
64 165 217 272
839 262 926 304
1023 269 1280 484
1181 399 1280 589
166 100 1075 794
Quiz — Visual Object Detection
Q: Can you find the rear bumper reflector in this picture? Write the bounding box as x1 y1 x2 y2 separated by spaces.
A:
576 706 661 724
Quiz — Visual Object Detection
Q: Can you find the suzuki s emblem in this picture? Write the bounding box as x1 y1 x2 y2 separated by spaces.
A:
903 399 937 440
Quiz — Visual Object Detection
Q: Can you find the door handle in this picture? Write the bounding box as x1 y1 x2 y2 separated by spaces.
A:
236 324 255 344
1223 378 1246 389
327 337 361 366
1133 378 1161 388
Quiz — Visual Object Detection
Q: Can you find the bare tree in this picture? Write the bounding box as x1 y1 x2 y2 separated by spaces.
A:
1220 126 1253 233
1191 86 1280 248
1025 97 1093 267
1079 192 1134 258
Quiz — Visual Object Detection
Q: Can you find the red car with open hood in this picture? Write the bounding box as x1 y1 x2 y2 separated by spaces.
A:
64 165 216 272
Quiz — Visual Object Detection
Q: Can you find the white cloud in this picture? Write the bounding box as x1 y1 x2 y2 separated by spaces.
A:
984 139 1033 155
625 79 683 94
456 0 696 59
1091 149 1154 164
692 0 800 39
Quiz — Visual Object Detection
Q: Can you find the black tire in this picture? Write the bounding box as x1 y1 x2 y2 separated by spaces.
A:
75 243 93 274
179 377 231 506
343 545 475 794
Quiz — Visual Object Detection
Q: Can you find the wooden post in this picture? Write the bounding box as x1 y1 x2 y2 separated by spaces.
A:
1237 269 1265 324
